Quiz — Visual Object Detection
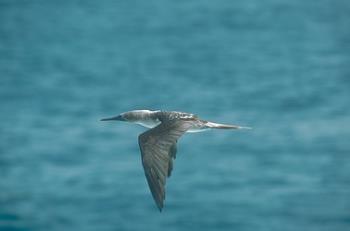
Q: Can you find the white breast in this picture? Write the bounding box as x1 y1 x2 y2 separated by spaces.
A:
136 118 210 133
136 120 161 129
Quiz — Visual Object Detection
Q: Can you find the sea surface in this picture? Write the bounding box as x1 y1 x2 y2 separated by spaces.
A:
1 0 350 230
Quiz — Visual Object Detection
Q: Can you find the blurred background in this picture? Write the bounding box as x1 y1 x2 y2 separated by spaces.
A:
1 0 350 230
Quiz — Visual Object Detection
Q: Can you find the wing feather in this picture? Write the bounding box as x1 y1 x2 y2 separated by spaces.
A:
138 120 192 211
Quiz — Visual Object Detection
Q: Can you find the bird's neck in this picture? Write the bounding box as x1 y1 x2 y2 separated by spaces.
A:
133 110 161 128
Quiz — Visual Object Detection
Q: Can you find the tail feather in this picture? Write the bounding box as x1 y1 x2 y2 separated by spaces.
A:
206 121 252 130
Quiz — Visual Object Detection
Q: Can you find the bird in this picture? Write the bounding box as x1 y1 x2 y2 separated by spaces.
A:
101 110 251 211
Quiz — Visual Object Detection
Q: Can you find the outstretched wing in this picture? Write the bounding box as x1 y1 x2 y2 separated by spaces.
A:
138 120 193 211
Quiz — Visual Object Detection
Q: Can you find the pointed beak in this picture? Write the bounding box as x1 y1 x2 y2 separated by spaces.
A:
100 115 125 121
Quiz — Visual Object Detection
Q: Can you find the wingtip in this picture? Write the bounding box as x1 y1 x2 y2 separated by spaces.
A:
157 204 163 212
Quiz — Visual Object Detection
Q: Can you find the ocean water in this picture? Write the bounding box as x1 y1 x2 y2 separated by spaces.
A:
1 0 350 230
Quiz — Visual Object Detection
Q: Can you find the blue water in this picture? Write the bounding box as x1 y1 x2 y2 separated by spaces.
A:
1 0 350 230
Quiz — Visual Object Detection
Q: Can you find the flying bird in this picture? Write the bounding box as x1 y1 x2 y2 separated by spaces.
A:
101 110 251 211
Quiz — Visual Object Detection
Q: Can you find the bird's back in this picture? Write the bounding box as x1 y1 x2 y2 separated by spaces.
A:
155 111 198 122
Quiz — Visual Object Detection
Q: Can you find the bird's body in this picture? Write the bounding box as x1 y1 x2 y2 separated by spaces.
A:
116 110 247 132
101 110 250 211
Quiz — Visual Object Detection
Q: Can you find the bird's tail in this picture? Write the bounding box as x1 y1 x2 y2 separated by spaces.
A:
205 121 252 130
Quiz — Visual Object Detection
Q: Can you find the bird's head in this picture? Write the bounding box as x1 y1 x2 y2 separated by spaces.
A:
100 110 153 123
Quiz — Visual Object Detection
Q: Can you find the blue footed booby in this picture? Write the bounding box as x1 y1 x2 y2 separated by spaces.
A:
101 110 251 211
